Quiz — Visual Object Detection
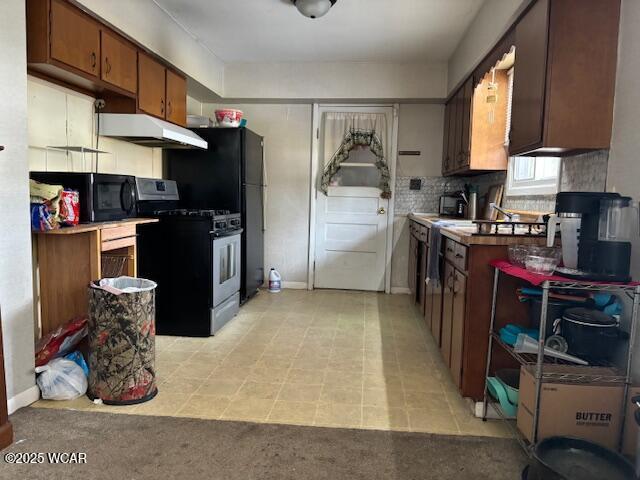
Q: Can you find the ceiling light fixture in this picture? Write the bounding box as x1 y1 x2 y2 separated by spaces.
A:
292 0 337 19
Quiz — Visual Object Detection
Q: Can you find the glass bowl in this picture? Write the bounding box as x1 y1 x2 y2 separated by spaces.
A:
508 245 529 267
525 255 559 275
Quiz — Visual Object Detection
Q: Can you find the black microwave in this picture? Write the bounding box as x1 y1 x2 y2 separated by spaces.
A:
30 172 137 223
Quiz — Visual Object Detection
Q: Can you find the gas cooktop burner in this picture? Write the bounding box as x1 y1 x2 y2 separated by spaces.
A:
154 209 231 218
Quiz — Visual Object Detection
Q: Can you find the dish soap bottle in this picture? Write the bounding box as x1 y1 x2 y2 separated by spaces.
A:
268 268 281 293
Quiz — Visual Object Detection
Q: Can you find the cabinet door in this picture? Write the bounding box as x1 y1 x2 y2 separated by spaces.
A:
459 78 473 168
138 52 166 118
446 99 457 175
50 0 100 77
424 278 433 332
453 89 464 170
430 261 443 347
166 69 187 126
442 102 452 174
440 261 455 366
101 29 137 94
510 0 549 153
450 270 467 387
417 242 428 310
408 233 417 299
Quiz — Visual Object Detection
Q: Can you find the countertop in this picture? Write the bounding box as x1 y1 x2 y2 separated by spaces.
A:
408 213 548 246
34 218 159 235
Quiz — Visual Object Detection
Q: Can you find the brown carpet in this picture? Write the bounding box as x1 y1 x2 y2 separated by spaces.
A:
2 407 526 479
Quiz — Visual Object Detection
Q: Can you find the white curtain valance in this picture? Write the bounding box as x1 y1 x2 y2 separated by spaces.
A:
320 112 391 198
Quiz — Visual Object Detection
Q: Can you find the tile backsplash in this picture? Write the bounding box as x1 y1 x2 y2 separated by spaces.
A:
395 150 609 216
394 176 465 215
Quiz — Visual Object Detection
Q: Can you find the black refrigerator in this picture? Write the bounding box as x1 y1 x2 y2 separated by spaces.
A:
163 127 265 303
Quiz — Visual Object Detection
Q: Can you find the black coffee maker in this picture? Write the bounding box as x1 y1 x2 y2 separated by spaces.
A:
547 192 636 282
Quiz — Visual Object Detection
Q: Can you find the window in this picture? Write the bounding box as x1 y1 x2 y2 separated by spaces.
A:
506 156 561 195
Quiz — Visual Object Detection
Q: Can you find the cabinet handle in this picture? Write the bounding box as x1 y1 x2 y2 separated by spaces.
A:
91 52 97 69
455 253 463 259
105 58 111 74
160 99 165 115
167 101 172 117
447 273 454 289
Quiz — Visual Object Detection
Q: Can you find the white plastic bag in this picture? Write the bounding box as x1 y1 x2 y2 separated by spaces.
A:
35 358 88 400
92 276 157 295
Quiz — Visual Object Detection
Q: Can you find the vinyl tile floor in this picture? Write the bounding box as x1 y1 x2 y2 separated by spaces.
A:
33 289 511 437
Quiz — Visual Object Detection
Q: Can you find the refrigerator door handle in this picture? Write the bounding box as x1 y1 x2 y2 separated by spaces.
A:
262 139 267 232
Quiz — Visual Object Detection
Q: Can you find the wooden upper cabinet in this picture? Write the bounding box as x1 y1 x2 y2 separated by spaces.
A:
445 101 457 175
166 69 187 127
101 29 137 95
510 0 621 155
442 78 474 176
27 0 189 126
50 0 100 77
459 78 473 168
510 0 549 154
441 103 451 174
450 270 466 387
138 52 166 119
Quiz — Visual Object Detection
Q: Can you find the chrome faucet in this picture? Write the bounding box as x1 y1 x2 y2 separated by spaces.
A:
490 203 516 221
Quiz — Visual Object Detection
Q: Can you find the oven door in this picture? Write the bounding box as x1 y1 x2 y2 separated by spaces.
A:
92 174 136 222
212 233 241 307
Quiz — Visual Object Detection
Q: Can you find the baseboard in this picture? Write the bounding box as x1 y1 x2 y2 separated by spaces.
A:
390 287 411 294
282 281 308 290
8 385 40 415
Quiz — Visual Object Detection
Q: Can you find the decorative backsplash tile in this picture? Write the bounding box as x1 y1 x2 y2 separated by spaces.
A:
560 150 608 192
394 150 609 216
394 176 465 215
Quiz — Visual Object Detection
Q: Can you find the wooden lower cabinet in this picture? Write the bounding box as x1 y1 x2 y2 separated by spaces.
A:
428 265 443 347
417 242 428 311
450 270 467 387
408 232 418 300
412 219 531 400
35 219 156 337
440 261 455 365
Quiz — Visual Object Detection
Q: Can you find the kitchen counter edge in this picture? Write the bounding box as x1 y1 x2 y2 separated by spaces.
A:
33 218 159 235
407 213 547 246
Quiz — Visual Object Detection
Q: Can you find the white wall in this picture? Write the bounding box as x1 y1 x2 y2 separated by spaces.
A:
607 0 640 280
396 104 444 178
202 104 313 286
224 62 448 100
28 77 162 178
447 0 529 94
195 103 442 290
0 0 38 409
390 104 445 291
77 0 224 98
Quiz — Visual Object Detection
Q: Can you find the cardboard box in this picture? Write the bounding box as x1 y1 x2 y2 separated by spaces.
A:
623 386 640 457
517 365 625 450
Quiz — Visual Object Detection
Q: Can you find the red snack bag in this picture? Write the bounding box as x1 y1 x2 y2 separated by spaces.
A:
35 316 88 367
59 189 80 225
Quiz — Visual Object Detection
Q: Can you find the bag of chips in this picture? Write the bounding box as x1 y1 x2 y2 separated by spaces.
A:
59 189 80 225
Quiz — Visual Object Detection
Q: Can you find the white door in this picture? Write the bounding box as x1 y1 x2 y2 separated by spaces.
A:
315 186 388 290
313 106 395 292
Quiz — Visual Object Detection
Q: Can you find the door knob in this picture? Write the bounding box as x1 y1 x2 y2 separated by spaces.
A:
378 207 386 214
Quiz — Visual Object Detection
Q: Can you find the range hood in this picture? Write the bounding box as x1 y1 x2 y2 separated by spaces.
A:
97 113 208 149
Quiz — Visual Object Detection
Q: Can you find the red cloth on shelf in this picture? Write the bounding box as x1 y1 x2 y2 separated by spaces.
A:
489 259 640 287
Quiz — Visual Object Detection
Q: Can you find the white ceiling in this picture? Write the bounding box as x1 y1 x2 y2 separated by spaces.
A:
153 0 486 63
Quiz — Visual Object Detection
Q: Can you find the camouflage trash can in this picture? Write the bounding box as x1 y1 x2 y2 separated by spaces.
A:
88 277 158 405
